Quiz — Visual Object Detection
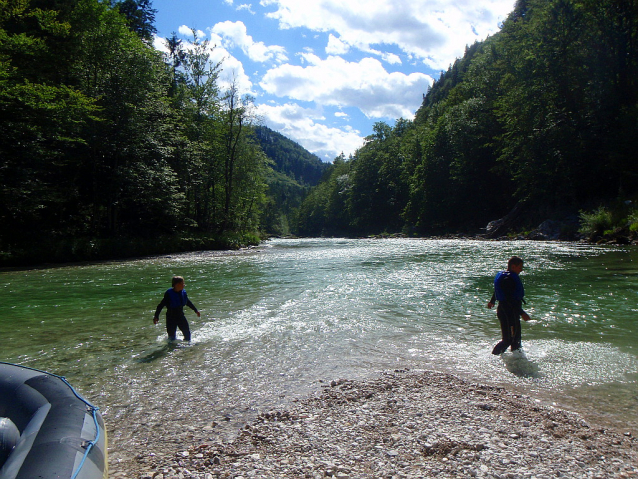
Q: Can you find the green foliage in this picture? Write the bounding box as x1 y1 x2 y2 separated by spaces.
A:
578 207 614 238
111 0 157 42
296 156 352 236
253 126 328 235
0 0 297 264
298 0 638 238
578 204 638 240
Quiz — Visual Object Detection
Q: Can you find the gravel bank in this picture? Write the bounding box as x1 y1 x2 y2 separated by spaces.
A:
126 370 637 479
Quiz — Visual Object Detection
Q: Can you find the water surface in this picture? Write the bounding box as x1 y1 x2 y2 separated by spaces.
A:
1 238 637 458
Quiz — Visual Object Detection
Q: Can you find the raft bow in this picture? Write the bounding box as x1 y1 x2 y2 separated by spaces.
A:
0 362 107 479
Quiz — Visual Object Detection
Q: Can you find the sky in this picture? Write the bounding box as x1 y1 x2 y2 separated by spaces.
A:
151 0 516 162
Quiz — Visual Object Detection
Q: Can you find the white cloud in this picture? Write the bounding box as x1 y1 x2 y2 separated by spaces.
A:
381 52 402 65
156 0 515 160
154 30 255 96
153 34 169 53
237 4 256 14
260 0 513 70
217 57 255 95
178 25 205 39
260 54 433 119
211 21 288 64
257 103 364 160
325 34 349 55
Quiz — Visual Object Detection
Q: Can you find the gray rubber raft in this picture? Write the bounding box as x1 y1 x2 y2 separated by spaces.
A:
0 363 107 479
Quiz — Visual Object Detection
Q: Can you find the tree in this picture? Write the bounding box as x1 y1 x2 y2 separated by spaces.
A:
171 28 222 231
0 0 99 249
112 0 157 43
217 80 267 232
347 122 408 234
65 0 183 237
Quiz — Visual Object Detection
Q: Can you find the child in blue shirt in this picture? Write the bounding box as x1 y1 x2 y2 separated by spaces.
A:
153 276 200 341
487 256 531 354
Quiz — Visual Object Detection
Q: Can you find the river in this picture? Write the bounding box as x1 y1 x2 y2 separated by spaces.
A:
1 238 637 463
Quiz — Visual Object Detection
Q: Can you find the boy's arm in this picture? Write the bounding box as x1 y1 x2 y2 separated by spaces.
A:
186 298 200 316
487 292 496 309
153 292 170 322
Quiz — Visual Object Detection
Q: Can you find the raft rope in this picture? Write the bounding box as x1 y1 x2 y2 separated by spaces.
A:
0 361 102 479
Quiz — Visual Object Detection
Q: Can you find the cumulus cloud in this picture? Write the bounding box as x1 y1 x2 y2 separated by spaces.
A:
256 103 364 160
260 54 433 119
326 34 349 55
261 0 513 70
211 21 288 64
381 52 402 65
155 0 515 159
153 34 169 53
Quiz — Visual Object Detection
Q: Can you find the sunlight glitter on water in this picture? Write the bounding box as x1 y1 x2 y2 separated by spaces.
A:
2 237 638 441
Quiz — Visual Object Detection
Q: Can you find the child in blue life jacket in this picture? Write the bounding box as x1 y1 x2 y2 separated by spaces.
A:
153 276 200 341
487 256 531 355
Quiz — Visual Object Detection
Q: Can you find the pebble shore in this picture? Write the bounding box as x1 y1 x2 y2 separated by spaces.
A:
127 370 637 479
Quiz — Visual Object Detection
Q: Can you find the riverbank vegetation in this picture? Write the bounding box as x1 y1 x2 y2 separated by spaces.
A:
0 0 326 266
3 0 637 266
295 0 638 241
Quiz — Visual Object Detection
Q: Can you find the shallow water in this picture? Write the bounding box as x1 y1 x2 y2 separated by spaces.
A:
1 238 637 456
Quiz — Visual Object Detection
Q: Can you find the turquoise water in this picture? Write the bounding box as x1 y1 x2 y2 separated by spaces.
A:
1 238 637 454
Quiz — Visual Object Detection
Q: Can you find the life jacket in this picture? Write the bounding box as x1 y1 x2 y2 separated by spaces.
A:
166 288 188 309
494 270 524 303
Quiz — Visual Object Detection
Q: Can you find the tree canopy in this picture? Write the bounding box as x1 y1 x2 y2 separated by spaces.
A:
0 0 324 264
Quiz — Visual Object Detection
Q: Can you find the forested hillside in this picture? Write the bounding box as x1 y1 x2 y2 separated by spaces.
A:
296 0 638 239
254 126 329 236
0 0 320 265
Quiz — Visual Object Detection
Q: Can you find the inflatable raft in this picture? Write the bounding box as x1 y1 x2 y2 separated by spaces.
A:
0 362 107 479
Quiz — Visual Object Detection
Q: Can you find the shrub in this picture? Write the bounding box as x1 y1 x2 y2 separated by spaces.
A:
578 207 614 238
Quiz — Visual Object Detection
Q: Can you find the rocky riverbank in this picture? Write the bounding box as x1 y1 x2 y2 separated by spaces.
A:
126 369 637 479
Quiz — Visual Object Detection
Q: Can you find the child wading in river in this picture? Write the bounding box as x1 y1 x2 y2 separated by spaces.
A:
487 256 531 355
153 276 200 341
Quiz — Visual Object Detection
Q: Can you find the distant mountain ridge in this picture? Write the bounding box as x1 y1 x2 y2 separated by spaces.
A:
253 126 328 187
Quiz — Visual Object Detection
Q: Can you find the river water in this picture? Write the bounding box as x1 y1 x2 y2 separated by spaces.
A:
1 238 637 459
